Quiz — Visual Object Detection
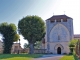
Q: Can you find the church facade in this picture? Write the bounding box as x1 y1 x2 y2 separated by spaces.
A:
42 15 73 54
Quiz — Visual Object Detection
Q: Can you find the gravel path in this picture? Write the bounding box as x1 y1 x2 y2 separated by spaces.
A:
34 55 63 60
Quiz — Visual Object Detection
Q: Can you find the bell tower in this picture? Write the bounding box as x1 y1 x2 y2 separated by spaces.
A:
45 15 73 54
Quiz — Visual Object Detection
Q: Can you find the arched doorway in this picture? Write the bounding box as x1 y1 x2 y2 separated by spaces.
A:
57 47 61 54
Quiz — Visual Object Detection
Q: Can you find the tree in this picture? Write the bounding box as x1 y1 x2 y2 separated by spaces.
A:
34 41 41 49
24 43 29 49
14 34 20 42
18 15 45 54
69 39 78 53
75 40 80 56
69 39 78 47
0 22 18 54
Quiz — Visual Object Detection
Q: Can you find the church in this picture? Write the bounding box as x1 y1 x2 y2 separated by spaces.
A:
41 15 73 54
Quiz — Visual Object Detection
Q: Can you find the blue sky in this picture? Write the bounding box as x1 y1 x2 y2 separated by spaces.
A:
0 0 80 47
0 0 57 25
0 0 34 25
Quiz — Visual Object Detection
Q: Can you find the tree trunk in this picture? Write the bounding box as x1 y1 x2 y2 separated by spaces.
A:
29 43 34 54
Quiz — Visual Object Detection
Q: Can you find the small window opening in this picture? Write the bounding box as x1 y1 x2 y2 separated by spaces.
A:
61 19 63 22
58 35 60 40
51 20 55 23
63 19 67 22
57 20 61 22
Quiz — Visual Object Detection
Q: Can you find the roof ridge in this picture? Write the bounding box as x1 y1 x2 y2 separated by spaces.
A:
47 15 72 20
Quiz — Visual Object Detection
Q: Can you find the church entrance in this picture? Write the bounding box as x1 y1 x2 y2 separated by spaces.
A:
57 47 61 54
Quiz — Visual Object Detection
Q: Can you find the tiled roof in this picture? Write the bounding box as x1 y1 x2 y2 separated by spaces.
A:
74 34 80 38
47 15 73 20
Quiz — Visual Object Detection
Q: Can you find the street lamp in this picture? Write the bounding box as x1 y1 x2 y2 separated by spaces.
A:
18 39 20 54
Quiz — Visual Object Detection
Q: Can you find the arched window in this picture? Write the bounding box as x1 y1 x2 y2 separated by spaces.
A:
58 35 60 40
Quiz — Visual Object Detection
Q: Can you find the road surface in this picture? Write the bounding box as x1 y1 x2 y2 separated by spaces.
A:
34 54 63 60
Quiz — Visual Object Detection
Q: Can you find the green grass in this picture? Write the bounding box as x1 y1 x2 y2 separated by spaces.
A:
60 54 78 60
73 54 78 60
60 55 75 60
1 57 31 60
73 51 78 60
0 54 43 60
60 50 78 60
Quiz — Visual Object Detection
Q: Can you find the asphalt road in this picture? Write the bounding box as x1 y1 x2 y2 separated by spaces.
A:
34 55 63 60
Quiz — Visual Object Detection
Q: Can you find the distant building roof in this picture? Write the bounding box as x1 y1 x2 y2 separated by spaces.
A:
74 34 80 38
47 15 73 21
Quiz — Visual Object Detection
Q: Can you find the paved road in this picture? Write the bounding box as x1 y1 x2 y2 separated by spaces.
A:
34 55 63 60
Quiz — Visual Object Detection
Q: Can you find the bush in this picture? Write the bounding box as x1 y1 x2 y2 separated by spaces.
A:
70 48 74 53
69 52 73 55
63 53 67 55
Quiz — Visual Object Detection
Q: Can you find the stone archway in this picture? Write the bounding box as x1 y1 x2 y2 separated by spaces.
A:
57 47 61 54
54 44 64 54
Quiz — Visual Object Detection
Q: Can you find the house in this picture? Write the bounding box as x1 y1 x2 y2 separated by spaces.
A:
0 41 22 53
74 34 80 40
11 43 22 53
0 41 3 53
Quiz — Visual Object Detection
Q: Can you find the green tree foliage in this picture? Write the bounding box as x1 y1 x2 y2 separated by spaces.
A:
23 41 41 49
69 39 78 53
69 39 78 47
24 43 29 49
34 41 41 49
0 22 18 54
18 15 45 54
76 40 80 55
14 34 20 42
78 40 80 54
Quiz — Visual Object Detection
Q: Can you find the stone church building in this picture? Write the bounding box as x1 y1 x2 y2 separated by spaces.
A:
41 15 74 54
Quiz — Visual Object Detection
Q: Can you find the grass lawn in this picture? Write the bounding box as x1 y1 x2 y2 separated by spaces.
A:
60 54 78 60
60 55 75 60
60 50 78 60
0 54 43 60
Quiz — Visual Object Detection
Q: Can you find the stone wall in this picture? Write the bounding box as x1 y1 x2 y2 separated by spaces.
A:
34 49 47 54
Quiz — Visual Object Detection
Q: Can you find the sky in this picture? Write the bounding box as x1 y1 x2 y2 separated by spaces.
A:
0 0 80 48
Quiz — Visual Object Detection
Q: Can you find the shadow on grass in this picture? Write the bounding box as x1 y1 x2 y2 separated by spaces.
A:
0 54 43 59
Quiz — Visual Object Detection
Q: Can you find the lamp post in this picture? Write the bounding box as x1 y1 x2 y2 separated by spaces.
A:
18 39 20 54
17 28 20 54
